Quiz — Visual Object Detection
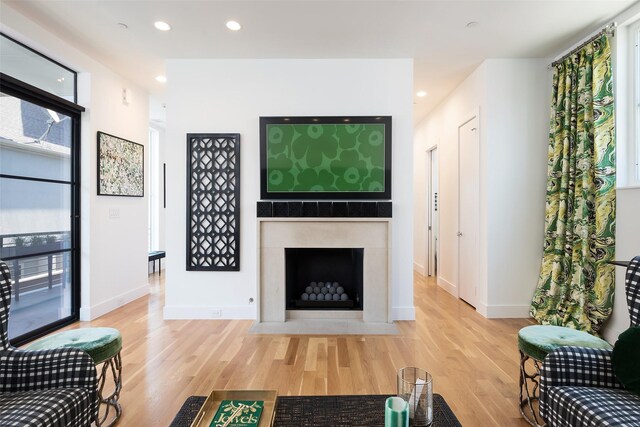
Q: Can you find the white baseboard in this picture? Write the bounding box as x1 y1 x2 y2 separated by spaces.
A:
413 262 426 276
79 284 149 321
483 304 531 318
437 276 457 297
392 306 416 320
476 301 488 317
163 305 257 320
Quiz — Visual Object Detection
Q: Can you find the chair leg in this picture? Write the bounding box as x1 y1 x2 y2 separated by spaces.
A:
95 351 122 426
519 350 545 427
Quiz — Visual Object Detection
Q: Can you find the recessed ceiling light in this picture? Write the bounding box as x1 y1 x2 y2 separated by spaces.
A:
226 20 242 31
154 21 171 31
416 91 427 97
466 21 479 28
155 75 167 83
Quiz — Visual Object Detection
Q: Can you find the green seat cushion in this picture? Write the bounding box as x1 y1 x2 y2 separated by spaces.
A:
26 327 122 364
518 325 612 361
612 327 640 396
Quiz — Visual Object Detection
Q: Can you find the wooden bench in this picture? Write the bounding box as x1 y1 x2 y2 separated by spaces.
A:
148 251 166 275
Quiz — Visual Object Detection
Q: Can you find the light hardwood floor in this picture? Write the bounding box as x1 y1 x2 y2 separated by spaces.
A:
50 271 534 426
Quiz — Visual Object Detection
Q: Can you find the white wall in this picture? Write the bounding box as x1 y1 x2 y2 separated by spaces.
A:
80 72 149 318
483 59 550 317
602 188 640 343
164 59 415 320
1 4 150 320
413 58 549 318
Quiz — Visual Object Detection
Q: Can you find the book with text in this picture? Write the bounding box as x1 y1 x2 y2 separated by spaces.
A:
210 400 264 427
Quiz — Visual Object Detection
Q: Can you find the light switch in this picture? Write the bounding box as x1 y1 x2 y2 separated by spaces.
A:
109 208 120 219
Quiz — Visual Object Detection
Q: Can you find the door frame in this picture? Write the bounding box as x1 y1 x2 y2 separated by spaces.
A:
0 73 84 346
457 108 480 305
425 145 438 277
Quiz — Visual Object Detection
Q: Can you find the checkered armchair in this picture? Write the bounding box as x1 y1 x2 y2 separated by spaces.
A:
540 256 640 426
0 261 98 426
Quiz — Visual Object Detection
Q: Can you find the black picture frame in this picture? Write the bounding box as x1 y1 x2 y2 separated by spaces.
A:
260 116 392 200
97 131 144 197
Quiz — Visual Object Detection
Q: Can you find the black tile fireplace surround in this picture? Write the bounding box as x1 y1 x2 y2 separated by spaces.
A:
286 248 364 311
257 201 392 218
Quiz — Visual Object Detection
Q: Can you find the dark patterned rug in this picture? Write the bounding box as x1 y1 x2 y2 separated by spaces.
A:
170 393 461 427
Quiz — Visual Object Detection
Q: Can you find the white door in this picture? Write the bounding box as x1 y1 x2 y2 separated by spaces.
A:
458 117 479 306
427 148 439 276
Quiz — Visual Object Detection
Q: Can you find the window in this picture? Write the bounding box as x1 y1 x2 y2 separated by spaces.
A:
619 19 640 187
0 34 75 102
0 33 83 346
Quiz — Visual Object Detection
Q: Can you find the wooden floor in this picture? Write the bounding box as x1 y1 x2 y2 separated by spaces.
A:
51 272 533 426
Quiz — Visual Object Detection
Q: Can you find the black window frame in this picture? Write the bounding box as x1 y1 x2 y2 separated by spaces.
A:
0 71 84 347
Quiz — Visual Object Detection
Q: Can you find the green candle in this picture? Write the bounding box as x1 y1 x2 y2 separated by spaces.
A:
385 397 409 427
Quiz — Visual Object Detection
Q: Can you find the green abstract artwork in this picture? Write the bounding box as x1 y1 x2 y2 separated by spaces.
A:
265 123 386 193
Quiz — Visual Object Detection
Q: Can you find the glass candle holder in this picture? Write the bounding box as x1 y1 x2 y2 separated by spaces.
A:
397 367 433 426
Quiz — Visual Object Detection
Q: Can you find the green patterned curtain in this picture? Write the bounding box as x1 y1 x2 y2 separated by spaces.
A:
530 34 615 334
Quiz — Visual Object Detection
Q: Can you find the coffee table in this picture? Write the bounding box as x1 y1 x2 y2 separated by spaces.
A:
171 394 461 427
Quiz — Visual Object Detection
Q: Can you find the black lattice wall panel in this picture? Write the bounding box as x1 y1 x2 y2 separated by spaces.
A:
187 133 240 271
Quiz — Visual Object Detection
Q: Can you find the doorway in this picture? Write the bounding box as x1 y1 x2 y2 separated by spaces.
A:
458 115 479 307
426 147 439 277
0 79 82 345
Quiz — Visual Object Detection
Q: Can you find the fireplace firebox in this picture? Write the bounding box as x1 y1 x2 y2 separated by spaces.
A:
285 248 364 310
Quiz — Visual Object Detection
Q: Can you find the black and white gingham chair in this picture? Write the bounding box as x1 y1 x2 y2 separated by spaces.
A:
539 256 640 427
0 260 98 426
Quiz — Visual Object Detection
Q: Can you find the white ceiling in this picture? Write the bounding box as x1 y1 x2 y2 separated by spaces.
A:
3 0 635 122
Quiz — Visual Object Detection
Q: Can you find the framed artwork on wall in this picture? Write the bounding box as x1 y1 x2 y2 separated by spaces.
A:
260 116 392 200
97 131 144 197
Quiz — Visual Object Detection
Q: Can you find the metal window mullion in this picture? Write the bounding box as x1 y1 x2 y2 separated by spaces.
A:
1 248 73 262
0 173 73 186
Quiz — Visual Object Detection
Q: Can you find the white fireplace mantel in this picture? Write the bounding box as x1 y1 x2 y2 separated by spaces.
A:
255 218 392 329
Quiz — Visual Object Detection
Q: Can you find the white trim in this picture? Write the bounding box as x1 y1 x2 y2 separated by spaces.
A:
79 284 149 321
436 276 457 297
392 306 416 320
475 301 488 317
163 305 256 319
616 18 640 187
483 304 531 319
413 261 426 275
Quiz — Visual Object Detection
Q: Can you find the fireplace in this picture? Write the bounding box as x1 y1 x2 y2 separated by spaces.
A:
285 248 364 311
257 219 390 325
